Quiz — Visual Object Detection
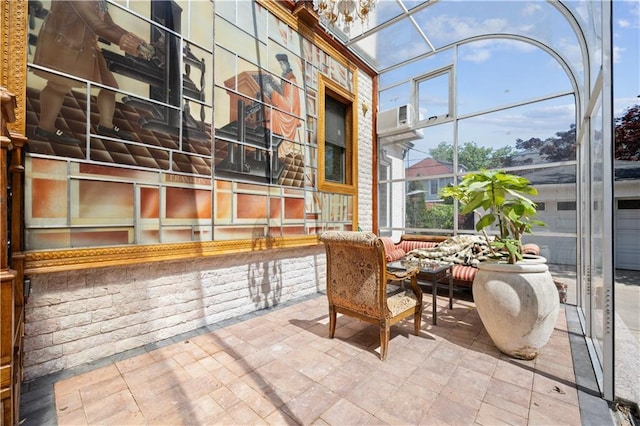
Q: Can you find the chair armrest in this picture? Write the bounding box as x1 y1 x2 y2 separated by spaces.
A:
386 267 418 282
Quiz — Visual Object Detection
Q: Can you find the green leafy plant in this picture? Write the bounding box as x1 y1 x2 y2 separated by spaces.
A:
439 170 545 264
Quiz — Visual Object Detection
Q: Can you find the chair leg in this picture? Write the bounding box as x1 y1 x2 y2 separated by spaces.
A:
329 305 337 338
379 325 390 361
414 309 422 336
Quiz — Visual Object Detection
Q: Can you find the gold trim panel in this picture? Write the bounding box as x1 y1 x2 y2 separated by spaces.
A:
25 235 321 274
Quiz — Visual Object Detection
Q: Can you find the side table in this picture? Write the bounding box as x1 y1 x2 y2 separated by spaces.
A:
388 259 453 325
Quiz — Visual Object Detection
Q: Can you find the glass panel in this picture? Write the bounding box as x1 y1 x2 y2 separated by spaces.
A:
417 72 450 122
380 49 454 89
456 40 573 116
590 101 605 365
325 144 345 183
379 82 412 113
457 96 576 171
353 20 431 70
185 0 214 50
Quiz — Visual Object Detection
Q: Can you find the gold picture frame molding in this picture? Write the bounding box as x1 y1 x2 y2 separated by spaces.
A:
24 235 320 274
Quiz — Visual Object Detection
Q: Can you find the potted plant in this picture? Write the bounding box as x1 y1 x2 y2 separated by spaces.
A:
440 170 559 360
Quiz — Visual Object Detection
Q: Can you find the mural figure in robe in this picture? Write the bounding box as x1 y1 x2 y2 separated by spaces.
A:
262 53 302 157
32 0 154 143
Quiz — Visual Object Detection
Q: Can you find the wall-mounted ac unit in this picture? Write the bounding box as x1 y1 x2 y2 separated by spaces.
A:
377 104 416 136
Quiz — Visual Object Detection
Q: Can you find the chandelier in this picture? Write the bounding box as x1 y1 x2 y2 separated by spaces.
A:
311 0 377 34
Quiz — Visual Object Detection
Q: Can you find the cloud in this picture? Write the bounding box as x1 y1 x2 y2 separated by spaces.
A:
613 45 625 64
522 3 542 17
461 48 491 63
618 19 631 28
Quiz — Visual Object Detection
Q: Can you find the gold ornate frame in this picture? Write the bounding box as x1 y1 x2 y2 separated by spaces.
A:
3 0 373 274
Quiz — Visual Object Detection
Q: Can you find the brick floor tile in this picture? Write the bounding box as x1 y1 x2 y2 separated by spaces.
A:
484 377 532 410
532 372 579 407
279 383 340 425
226 400 269 425
255 359 315 399
475 400 528 426
264 407 300 425
53 364 120 397
345 372 400 415
56 407 88 426
375 381 436 425
493 358 535 389
424 394 479 424
190 332 225 355
210 385 241 409
120 357 182 386
77 374 129 404
320 398 373 425
483 388 531 418
54 389 83 415
83 388 139 424
528 390 582 425
114 351 156 375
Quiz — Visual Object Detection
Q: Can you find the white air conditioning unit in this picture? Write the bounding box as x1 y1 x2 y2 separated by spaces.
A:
377 104 416 136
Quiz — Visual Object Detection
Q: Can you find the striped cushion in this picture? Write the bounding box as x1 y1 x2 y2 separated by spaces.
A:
385 248 406 262
522 243 540 255
380 237 406 261
399 240 438 252
452 265 477 282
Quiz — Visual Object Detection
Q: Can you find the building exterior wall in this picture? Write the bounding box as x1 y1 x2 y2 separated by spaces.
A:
23 245 326 380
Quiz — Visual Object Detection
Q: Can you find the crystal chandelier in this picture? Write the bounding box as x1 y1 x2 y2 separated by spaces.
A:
311 0 377 34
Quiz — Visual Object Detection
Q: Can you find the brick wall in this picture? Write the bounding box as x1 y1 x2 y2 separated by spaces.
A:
358 70 374 231
23 245 326 380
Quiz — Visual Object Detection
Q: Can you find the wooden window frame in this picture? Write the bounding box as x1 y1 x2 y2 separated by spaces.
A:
318 75 357 195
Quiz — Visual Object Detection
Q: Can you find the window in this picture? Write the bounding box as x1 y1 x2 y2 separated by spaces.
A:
318 75 356 194
558 201 576 211
325 97 346 183
416 66 453 126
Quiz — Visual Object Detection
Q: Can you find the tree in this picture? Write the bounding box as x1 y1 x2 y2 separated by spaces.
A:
405 179 428 228
615 104 640 161
516 124 576 162
430 141 514 170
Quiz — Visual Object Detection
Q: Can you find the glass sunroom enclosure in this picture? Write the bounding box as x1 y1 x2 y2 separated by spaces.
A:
320 0 626 403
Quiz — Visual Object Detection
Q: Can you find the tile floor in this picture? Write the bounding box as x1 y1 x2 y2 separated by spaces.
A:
20 290 612 425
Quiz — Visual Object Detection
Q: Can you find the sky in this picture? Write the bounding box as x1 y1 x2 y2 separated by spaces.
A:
613 0 640 116
369 0 640 157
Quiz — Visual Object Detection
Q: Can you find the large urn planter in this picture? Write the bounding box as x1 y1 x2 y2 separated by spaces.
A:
472 258 560 360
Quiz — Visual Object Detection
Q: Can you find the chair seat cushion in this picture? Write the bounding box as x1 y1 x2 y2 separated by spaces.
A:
386 285 418 316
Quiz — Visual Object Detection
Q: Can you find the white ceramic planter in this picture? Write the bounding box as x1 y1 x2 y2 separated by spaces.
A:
472 258 560 359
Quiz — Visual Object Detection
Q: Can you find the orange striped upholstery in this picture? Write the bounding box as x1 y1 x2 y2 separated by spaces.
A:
522 243 540 255
452 265 477 282
399 240 438 252
380 237 406 261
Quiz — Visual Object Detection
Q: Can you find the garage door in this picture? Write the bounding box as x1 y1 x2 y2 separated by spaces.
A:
615 199 640 270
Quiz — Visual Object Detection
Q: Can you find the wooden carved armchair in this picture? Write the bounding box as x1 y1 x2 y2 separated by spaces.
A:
319 231 423 360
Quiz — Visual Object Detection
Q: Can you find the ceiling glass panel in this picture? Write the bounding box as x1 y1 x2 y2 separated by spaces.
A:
352 19 431 70
379 48 453 89
456 39 573 116
374 0 408 26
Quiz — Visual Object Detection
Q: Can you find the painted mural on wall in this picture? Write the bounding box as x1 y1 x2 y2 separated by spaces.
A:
23 0 355 251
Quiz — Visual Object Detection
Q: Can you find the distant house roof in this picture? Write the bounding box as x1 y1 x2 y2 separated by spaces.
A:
406 158 455 178
615 160 640 181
